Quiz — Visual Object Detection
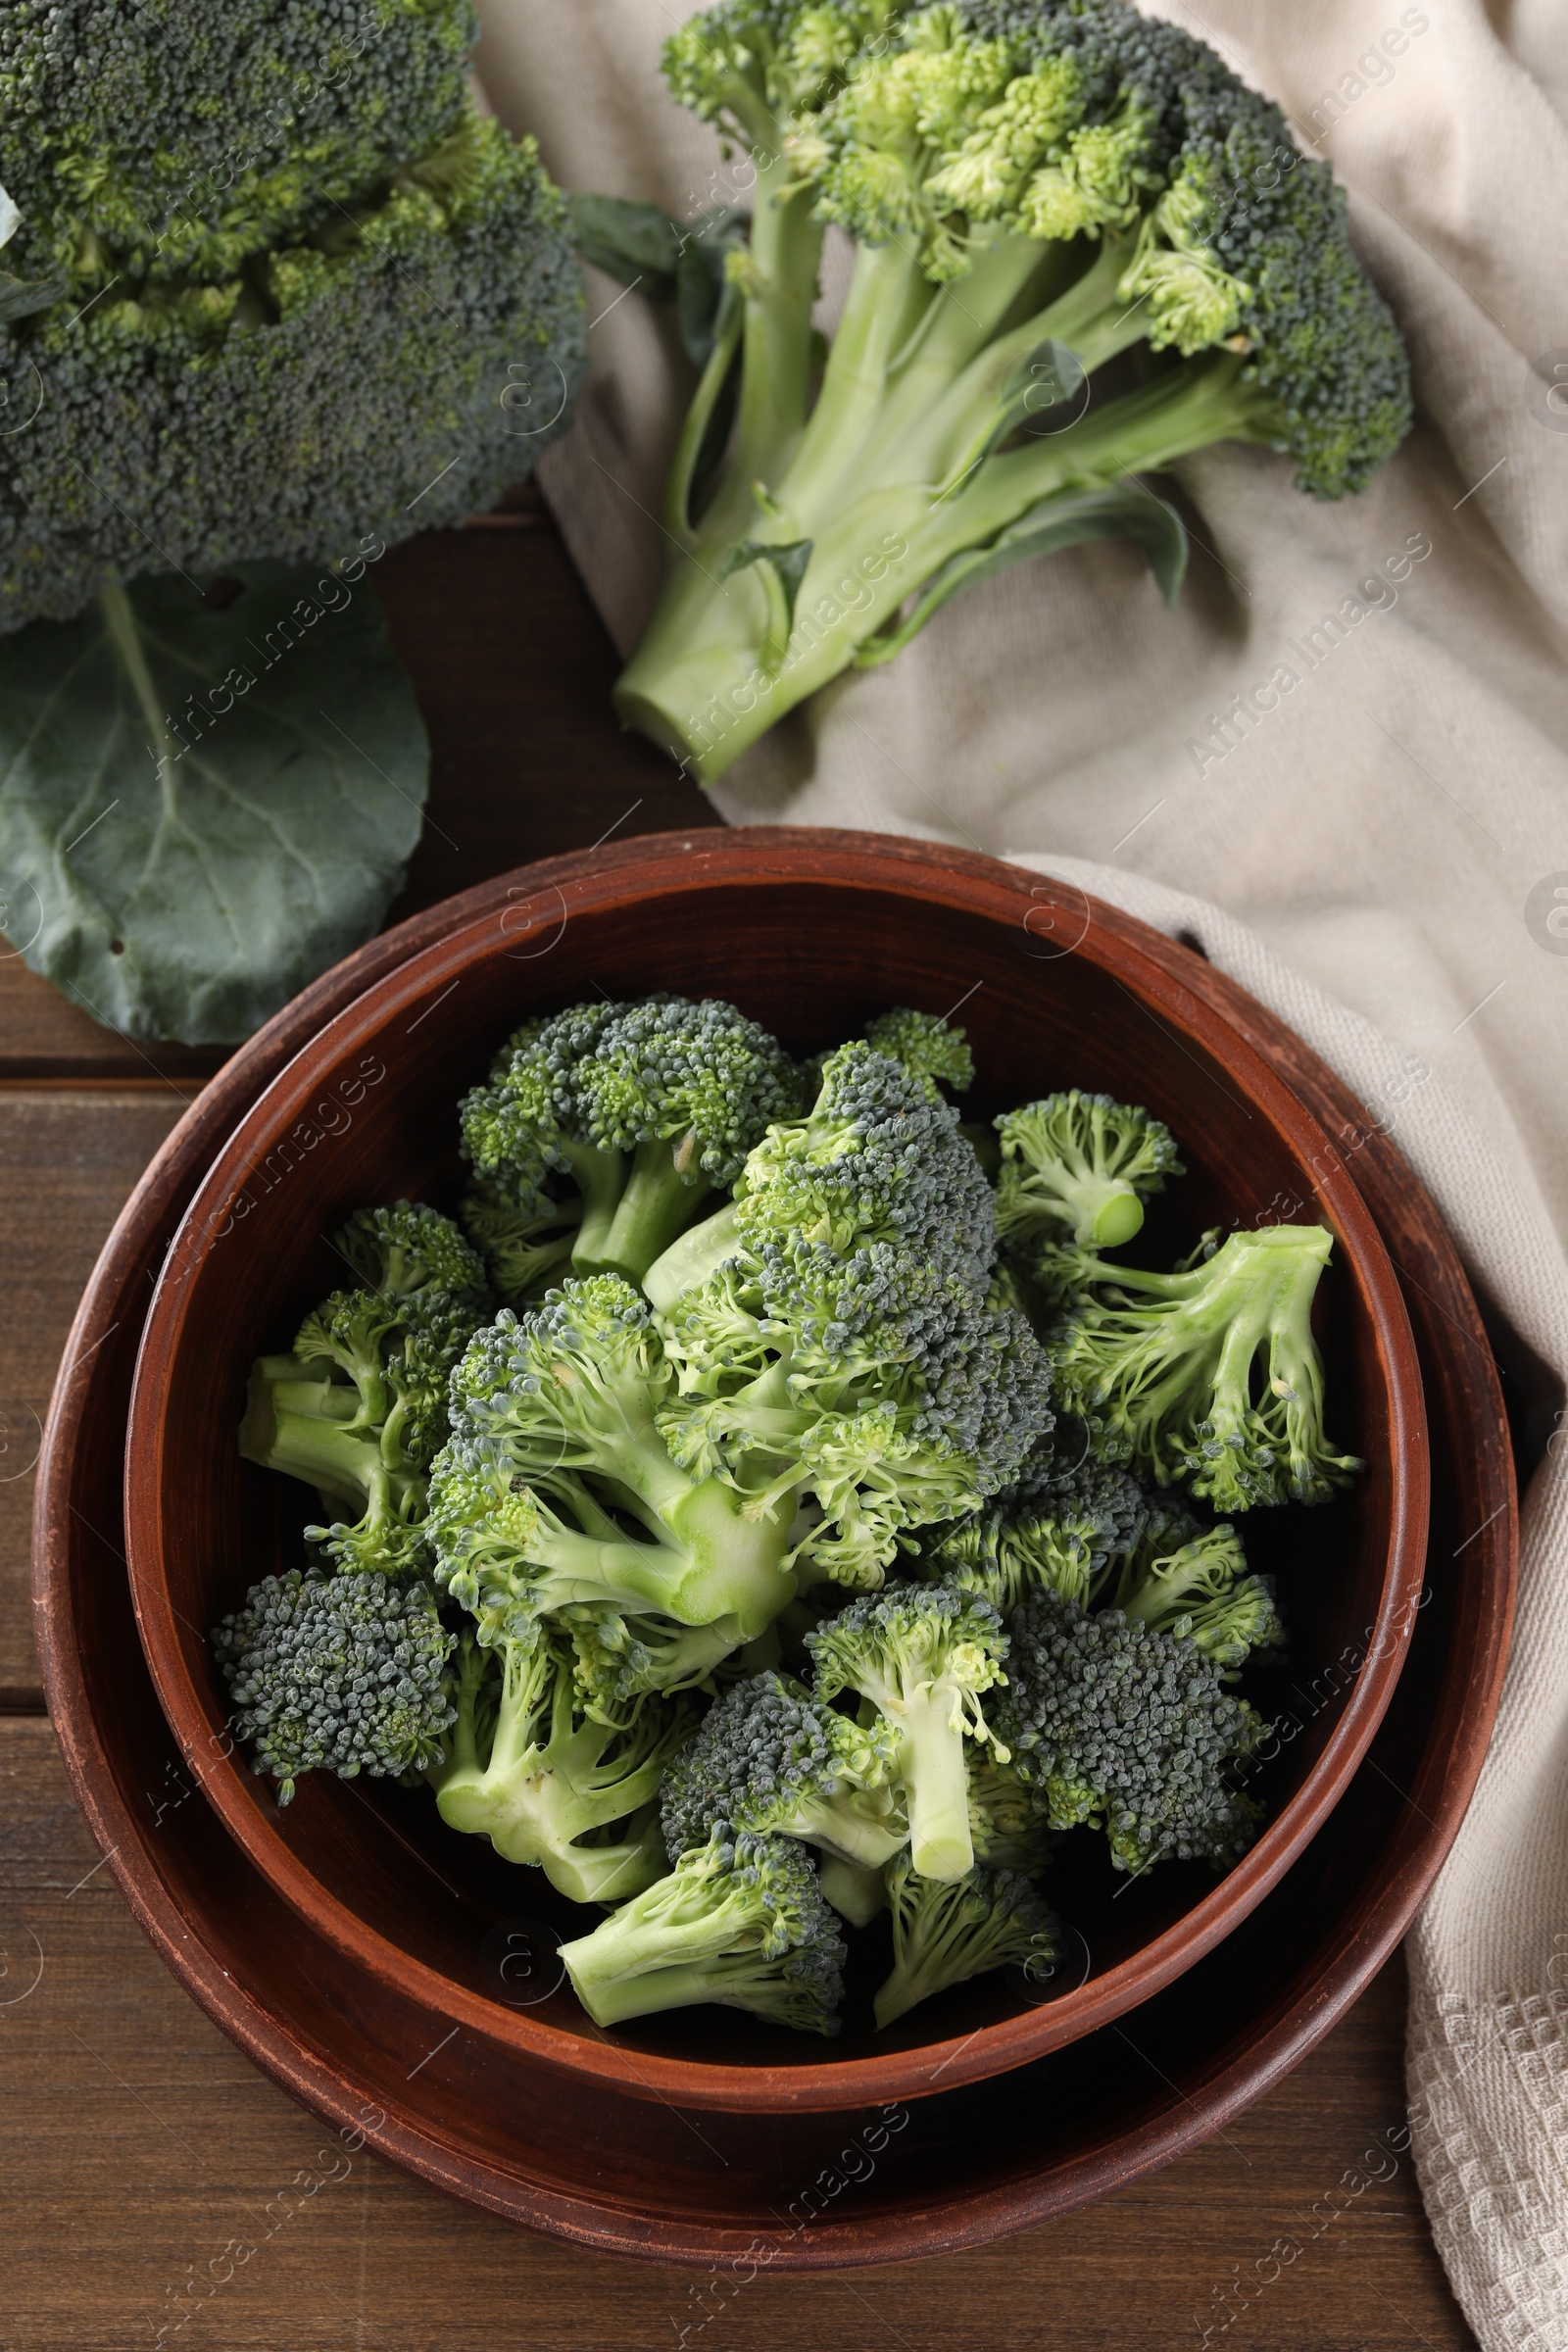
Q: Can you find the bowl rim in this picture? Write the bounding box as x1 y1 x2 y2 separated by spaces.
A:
121 831 1430 2113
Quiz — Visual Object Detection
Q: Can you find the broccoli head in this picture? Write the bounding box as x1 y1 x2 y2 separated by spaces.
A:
607 0 1410 783
874 1849 1058 2028
660 1670 907 1869
993 1587 1266 1873
862 1006 975 1098
559 1829 848 2034
460 996 806 1287
1047 1222 1362 1508
807 1581 1009 1881
334 1200 488 1305
212 1567 456 1806
0 0 586 630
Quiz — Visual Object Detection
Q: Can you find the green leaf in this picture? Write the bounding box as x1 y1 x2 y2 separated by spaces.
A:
566 193 682 303
854 485 1189 669
0 269 64 324
0 560 429 1044
720 538 814 630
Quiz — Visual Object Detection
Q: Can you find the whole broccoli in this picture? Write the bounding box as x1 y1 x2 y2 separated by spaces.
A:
430 1632 693 1904
660 1670 907 1869
874 1850 1058 2028
1047 1223 1362 1508
559 1829 848 2034
807 1582 1010 1881
993 1587 1266 1873
239 1205 492 1576
0 0 585 629
602 0 1409 781
460 996 808 1288
995 1092 1182 1254
212 1567 456 1806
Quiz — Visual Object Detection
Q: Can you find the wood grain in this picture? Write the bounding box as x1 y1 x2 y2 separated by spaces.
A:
0 1716 1473 2350
0 1090 182 1694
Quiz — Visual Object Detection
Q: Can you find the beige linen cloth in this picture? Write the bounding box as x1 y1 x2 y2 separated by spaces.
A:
475 1 1568 2333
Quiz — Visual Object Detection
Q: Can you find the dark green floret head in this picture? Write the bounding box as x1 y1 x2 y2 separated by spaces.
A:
660 1668 905 1865
212 1568 456 1806
577 994 808 1183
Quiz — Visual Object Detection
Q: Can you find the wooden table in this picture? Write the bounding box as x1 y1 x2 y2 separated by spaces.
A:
0 496 1479 2351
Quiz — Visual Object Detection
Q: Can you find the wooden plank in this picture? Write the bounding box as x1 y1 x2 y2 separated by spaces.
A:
0 509 718 1076
0 1719 1472 2349
0 1092 182 1693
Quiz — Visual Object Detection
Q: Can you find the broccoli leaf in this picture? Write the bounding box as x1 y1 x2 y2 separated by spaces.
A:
567 193 685 302
856 486 1189 670
0 561 428 1044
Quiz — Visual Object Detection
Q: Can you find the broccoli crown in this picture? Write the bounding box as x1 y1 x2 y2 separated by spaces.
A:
212 1567 455 1805
995 1091 1182 1251
993 1588 1265 1872
575 995 807 1182
1048 1223 1362 1509
660 1669 902 1858
335 1200 488 1304
861 1006 975 1097
738 1039 998 1288
798 0 1409 494
0 47 586 629
559 1827 848 2034
874 1847 1058 2027
808 1579 1008 1713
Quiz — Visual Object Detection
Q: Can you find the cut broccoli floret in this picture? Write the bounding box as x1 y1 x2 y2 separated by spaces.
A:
993 1588 1266 1873
873 1849 1058 2028
461 1178 583 1309
660 1670 906 1868
611 0 1411 783
807 1582 1009 1880
1100 1516 1283 1674
430 1632 693 1905
460 996 806 1287
995 1092 1182 1252
559 1829 848 2034
560 1603 753 1727
334 1200 489 1304
966 1745 1058 1874
239 1235 491 1578
1047 1223 1362 1508
212 1568 456 1806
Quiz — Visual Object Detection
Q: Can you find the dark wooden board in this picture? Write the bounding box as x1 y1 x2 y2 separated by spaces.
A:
0 1717 1471 2350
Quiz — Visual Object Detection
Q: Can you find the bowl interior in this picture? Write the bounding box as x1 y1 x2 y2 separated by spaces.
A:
126 862 1414 2098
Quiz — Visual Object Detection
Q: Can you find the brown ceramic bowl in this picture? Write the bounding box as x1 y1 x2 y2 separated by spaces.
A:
122 831 1427 2115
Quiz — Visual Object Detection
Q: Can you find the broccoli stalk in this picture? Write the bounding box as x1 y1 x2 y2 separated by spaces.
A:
609 0 1410 783
560 1830 847 2033
1049 1222 1362 1508
995 1092 1182 1251
807 1585 1009 1881
431 1637 688 1904
873 1851 1058 2029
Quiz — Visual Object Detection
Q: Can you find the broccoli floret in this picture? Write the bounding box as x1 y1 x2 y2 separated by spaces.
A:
807 1582 1009 1880
427 1278 803 1641
862 1006 975 1097
212 1568 456 1806
994 1092 1182 1252
334 1200 488 1304
559 1829 848 2034
660 1670 907 1868
460 996 806 1287
0 4 585 630
1099 1516 1284 1674
561 1603 754 1726
611 0 1410 784
431 1632 694 1905
645 1038 999 1309
1048 1223 1362 1508
966 1746 1057 1874
873 1849 1058 2028
925 1445 1155 1610
239 1260 490 1577
993 1588 1265 1872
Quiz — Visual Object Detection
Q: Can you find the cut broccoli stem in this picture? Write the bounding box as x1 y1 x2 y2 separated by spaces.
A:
896 1683 979 1882
593 1134 716 1286
240 1364 417 1519
563 1949 774 2027
818 1853 890 1928
644 1200 741 1311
